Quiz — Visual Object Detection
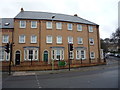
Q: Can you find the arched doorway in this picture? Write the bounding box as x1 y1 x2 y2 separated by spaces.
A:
43 51 48 62
15 51 20 65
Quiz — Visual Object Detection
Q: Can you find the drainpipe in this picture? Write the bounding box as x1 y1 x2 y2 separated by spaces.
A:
97 25 101 63
39 20 41 63
87 25 91 64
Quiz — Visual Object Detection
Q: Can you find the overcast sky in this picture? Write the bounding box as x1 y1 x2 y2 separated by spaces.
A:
0 0 119 39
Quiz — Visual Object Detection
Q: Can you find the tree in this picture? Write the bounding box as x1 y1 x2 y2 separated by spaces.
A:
100 38 109 53
111 27 120 53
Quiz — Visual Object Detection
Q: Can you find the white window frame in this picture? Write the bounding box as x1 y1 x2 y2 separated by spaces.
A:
56 49 61 60
0 50 4 61
31 35 37 43
90 52 95 59
76 50 86 60
28 50 34 60
46 35 52 43
56 22 62 30
76 50 80 59
31 21 37 28
34 50 38 60
51 49 64 60
77 24 82 31
61 50 64 60
78 37 83 44
57 36 62 44
24 49 38 61
68 36 73 44
100 49 104 59
89 26 93 32
89 38 94 45
81 50 86 60
51 50 55 60
19 35 25 43
67 23 73 30
20 21 26 28
2 35 9 43
46 22 52 29
24 50 27 60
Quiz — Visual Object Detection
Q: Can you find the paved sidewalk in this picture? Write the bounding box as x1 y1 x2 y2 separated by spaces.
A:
3 56 119 76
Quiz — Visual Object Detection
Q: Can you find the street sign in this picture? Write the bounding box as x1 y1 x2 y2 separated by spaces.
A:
58 61 66 66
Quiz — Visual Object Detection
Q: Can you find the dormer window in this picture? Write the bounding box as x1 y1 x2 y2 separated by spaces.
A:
4 23 10 26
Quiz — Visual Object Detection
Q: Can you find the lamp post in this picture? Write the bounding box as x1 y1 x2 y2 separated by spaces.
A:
52 15 55 71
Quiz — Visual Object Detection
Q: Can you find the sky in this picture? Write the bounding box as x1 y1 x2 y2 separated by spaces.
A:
0 0 119 39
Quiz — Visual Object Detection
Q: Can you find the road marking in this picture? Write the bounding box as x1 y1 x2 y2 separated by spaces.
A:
35 74 42 88
13 72 35 76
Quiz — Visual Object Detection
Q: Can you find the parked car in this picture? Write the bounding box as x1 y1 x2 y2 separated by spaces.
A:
114 53 120 58
114 54 118 57
117 54 120 58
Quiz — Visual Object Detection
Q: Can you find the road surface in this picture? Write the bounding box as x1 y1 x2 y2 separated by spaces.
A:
2 56 119 88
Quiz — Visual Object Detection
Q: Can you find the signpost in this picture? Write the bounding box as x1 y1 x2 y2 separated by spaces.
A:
58 61 66 66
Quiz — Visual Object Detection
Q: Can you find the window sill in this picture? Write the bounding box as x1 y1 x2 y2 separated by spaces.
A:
77 30 82 32
68 29 73 31
2 42 8 44
90 44 94 46
30 43 37 44
56 43 63 45
56 29 62 30
78 43 83 45
46 43 52 45
24 60 38 61
89 31 94 33
31 27 37 29
77 59 86 60
46 28 52 30
19 43 26 44
19 27 26 29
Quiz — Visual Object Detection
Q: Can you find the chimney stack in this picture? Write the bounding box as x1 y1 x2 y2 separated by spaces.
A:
21 8 24 12
74 14 78 17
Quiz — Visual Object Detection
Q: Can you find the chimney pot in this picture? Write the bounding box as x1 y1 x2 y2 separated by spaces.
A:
74 14 78 17
21 8 24 12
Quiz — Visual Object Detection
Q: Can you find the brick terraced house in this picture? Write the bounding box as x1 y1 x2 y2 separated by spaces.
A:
0 8 105 71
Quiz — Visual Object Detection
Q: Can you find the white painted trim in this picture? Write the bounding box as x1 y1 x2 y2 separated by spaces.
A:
19 35 26 43
56 35 62 44
43 49 49 63
77 24 82 31
56 22 62 30
46 35 52 43
88 26 93 32
14 50 21 65
31 21 37 28
89 38 94 45
46 22 52 29
30 35 37 43
90 52 95 59
67 23 73 30
2 35 9 43
20 20 26 28
77 37 83 44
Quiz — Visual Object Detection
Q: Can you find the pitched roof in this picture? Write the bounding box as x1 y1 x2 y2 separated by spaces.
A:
15 11 98 25
0 18 14 29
